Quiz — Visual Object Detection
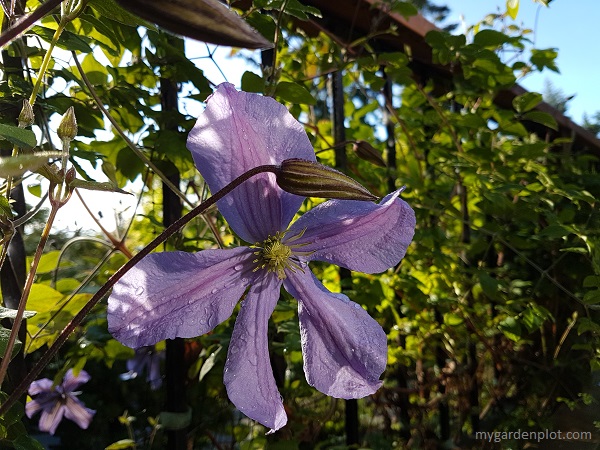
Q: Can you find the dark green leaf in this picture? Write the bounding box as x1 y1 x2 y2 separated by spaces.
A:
30 26 93 53
391 2 418 18
530 48 559 72
583 289 600 305
0 327 22 360
513 92 542 113
241 71 265 94
521 110 558 130
473 29 511 47
88 0 149 27
0 123 36 149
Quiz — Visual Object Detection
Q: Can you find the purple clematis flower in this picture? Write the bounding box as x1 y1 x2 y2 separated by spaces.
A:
120 345 164 390
26 369 95 435
107 83 415 432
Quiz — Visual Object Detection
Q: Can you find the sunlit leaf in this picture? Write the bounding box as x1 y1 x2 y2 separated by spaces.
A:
506 0 519 19
0 307 36 320
275 81 316 105
0 152 62 178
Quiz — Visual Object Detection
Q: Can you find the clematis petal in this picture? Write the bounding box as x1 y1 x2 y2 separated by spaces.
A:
62 369 91 393
27 378 53 396
108 247 255 348
64 396 96 430
284 270 387 399
187 83 315 243
286 190 415 273
38 402 65 435
26 398 46 419
223 274 287 432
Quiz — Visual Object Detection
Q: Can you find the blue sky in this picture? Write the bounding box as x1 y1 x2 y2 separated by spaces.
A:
442 0 600 124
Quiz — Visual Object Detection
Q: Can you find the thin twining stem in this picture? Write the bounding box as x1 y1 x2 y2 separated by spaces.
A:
75 189 133 259
0 198 63 386
0 0 62 49
0 164 279 416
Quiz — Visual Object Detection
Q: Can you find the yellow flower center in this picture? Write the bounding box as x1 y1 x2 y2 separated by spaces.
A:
252 229 311 279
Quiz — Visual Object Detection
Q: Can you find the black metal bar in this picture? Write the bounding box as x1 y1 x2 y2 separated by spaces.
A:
330 67 358 448
159 34 187 450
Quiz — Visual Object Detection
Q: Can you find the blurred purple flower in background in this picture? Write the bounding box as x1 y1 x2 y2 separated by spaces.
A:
120 345 164 390
108 83 415 432
26 369 95 435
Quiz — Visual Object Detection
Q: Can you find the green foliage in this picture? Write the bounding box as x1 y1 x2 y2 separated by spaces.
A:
0 0 598 448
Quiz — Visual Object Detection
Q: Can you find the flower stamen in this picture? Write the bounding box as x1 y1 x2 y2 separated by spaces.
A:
252 229 312 279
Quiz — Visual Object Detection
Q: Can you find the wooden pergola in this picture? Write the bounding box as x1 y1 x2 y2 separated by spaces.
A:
278 0 600 154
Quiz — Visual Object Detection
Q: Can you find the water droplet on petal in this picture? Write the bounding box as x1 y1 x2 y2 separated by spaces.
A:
234 264 243 271
135 286 144 295
353 303 362 309
230 344 239 355
211 288 218 294
325 253 333 259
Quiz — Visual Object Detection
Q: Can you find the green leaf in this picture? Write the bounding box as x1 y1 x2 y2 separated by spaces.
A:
444 313 464 326
27 183 42 197
0 123 36 149
80 53 109 86
198 346 221 382
30 26 93 53
473 29 511 47
0 327 22 360
88 0 149 26
583 289 600 305
70 178 131 195
391 2 418 18
513 92 542 113
537 224 571 239
583 276 600 288
12 434 45 450
26 284 63 313
506 0 519 19
530 48 559 72
0 307 36 320
479 272 500 300
499 317 521 342
521 110 558 130
275 81 316 105
36 250 62 274
241 71 265 93
0 152 63 178
105 440 136 450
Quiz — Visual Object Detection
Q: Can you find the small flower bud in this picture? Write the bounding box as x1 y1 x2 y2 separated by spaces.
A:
57 107 77 143
65 167 76 184
277 159 378 202
352 140 386 168
18 100 35 128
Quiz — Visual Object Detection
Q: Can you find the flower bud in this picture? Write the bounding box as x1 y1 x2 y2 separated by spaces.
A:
57 107 77 143
352 140 386 167
65 167 76 184
18 100 35 128
277 159 378 201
